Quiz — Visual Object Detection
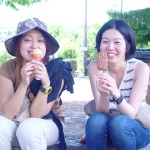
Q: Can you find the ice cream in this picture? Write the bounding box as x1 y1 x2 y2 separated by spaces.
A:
33 49 42 61
33 49 42 80
97 50 107 71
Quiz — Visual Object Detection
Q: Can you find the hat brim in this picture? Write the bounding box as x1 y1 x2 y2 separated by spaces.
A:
5 26 59 56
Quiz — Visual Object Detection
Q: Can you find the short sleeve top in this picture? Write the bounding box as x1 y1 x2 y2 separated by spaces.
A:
0 59 16 82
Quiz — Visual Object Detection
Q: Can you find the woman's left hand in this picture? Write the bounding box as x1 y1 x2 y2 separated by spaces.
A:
32 61 50 87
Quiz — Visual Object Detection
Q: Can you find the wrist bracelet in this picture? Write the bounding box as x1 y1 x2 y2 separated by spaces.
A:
40 86 52 94
113 94 123 105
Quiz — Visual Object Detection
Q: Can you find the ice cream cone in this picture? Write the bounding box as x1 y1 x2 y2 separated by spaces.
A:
33 49 42 61
33 49 42 80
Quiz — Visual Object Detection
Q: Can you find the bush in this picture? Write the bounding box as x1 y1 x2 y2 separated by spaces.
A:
64 59 77 76
58 48 77 59
0 50 14 66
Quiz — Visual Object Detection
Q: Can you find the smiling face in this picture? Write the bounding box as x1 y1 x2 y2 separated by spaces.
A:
100 29 126 64
19 29 46 64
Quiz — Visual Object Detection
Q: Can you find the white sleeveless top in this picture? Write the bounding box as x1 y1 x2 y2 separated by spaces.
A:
109 58 146 110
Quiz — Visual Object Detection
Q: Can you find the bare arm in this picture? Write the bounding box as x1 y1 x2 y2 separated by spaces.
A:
0 61 35 120
116 62 150 118
0 76 28 119
88 60 109 113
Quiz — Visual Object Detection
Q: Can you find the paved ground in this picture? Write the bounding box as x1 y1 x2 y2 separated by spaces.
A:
63 101 87 150
61 77 91 149
61 77 93 103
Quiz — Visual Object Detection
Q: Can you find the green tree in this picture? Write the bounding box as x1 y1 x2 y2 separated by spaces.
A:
48 24 81 59
0 50 14 66
87 23 101 61
107 8 150 49
0 0 46 10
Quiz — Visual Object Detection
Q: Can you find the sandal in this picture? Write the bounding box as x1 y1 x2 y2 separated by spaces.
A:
80 135 86 144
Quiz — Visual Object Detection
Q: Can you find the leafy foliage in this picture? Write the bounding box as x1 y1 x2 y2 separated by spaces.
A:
0 0 46 10
0 50 14 66
64 59 77 76
48 24 84 71
107 8 150 49
87 23 101 61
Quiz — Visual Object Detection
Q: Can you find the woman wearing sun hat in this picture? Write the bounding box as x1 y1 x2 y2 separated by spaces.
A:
0 17 74 150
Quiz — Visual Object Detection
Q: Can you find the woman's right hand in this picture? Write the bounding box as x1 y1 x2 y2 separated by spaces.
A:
20 62 34 86
96 71 120 98
96 71 110 95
